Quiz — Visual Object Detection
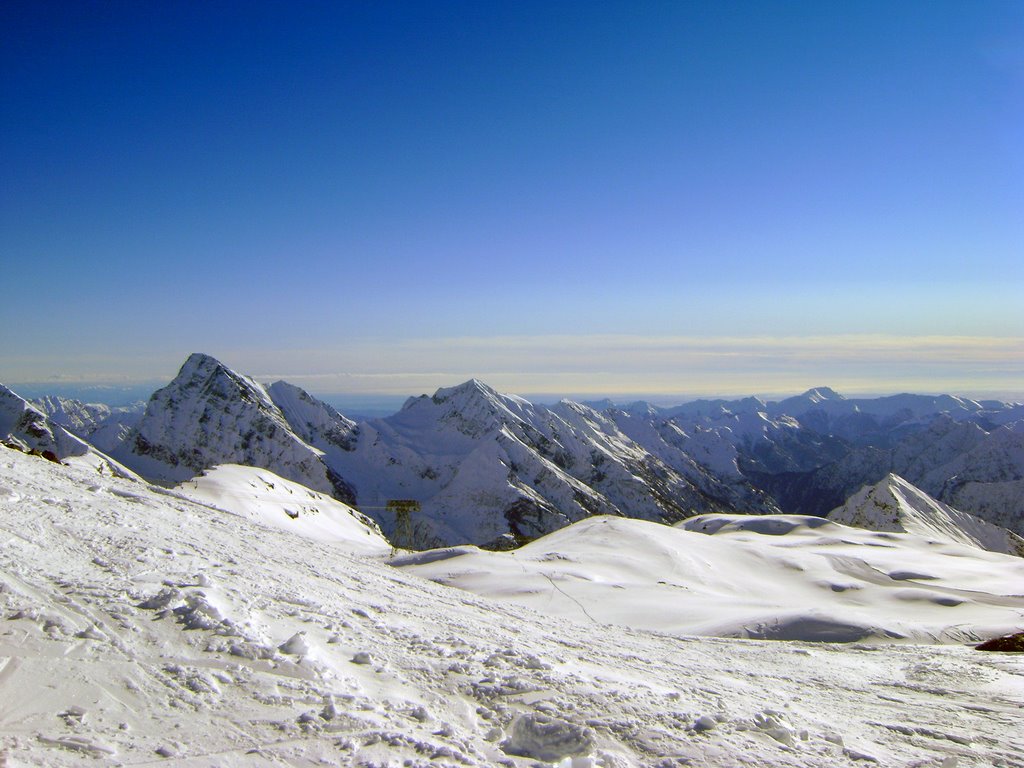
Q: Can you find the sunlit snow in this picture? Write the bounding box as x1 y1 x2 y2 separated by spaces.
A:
2 450 1022 766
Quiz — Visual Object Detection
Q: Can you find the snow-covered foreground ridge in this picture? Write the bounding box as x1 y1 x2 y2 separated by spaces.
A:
3 449 1024 767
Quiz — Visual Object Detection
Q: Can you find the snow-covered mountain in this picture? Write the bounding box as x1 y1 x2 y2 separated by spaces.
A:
828 474 1024 557
927 425 1024 534
3 447 1023 766
325 378 776 546
32 394 144 454
0 384 136 478
757 411 1024 535
31 395 114 435
26 355 1024 546
95 356 786 547
109 353 356 503
659 393 850 474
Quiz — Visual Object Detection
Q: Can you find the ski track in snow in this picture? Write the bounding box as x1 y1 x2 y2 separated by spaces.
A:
0 449 1022 767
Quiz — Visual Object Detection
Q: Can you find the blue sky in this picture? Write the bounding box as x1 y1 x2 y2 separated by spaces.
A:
2 1 1022 402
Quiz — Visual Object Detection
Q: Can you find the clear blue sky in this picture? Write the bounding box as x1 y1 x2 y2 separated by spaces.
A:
2 1 1022 401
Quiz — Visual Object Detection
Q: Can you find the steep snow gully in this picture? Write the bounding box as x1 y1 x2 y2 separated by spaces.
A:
1 449 1023 767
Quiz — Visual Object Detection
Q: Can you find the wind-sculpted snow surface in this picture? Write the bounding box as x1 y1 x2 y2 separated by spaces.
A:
396 514 1024 644
2 448 1024 767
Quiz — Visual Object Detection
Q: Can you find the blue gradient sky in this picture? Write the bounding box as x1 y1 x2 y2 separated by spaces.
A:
2 2 1022 401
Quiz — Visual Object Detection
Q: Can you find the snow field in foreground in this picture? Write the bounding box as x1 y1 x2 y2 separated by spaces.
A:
396 513 1024 644
0 449 1021 766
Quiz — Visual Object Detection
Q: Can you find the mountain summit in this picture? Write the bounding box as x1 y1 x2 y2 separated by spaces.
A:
827 473 1024 556
111 353 355 503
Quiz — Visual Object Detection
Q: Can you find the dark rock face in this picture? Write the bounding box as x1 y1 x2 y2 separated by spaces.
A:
976 632 1024 652
503 498 563 541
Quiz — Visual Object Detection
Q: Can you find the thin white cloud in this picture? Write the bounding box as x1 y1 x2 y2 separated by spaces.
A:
242 334 1023 399
4 334 1021 401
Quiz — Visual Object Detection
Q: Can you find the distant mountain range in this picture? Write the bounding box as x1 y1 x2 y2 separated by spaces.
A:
4 352 1023 547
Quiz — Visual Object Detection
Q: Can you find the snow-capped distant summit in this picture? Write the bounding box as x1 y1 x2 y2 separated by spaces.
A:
771 387 855 419
31 394 112 434
802 386 845 403
32 393 144 453
827 473 1024 556
422 378 534 438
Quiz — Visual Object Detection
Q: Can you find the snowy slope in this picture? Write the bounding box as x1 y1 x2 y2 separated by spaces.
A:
174 464 389 556
927 425 1024 533
111 354 354 503
397 513 1024 644
827 474 1024 556
266 380 360 459
0 385 137 478
3 447 1024 767
32 395 143 454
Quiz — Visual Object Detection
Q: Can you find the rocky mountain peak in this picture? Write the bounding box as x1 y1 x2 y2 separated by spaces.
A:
803 386 844 402
165 353 270 409
112 354 356 504
828 473 1024 556
411 378 535 438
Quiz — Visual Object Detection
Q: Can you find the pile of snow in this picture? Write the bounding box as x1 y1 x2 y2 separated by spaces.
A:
175 464 390 555
828 473 1024 556
4 447 1024 766
396 513 1024 644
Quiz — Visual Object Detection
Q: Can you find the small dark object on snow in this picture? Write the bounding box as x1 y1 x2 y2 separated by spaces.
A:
975 631 1024 652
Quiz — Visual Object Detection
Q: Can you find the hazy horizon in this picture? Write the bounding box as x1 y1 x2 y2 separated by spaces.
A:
6 346 1022 413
